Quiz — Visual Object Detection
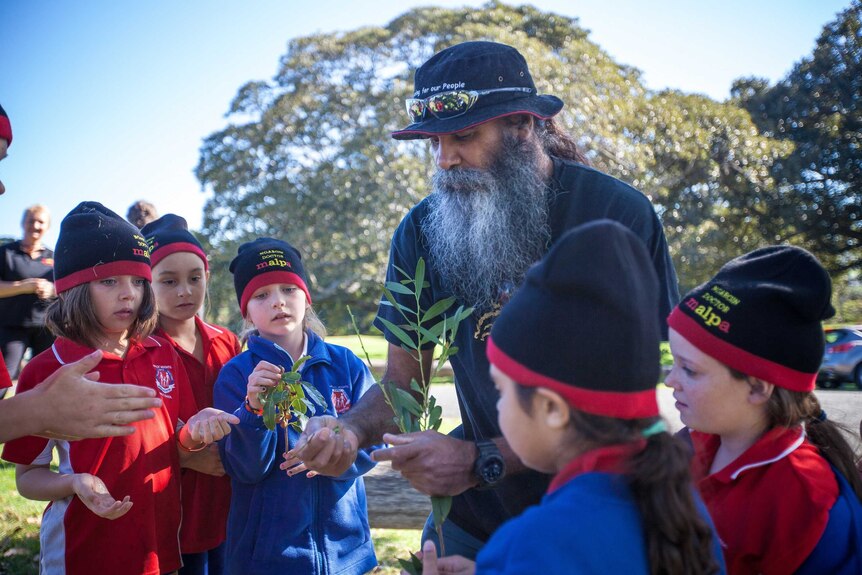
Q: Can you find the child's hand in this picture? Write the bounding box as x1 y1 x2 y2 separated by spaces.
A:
180 444 226 476
246 360 284 411
403 541 476 575
71 473 133 520
183 408 240 446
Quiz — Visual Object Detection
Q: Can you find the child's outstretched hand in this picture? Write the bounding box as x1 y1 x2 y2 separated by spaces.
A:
403 541 476 575
72 473 133 520
181 408 240 448
246 360 283 411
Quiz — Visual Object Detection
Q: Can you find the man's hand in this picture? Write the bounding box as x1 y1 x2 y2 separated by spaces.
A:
29 350 163 440
33 278 55 300
71 473 133 520
282 415 359 477
372 430 477 496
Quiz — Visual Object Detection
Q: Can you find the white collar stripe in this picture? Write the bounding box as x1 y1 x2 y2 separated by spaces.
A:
730 428 807 480
51 343 66 365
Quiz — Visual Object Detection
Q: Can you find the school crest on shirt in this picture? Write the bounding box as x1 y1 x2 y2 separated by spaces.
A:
331 389 351 414
154 365 175 396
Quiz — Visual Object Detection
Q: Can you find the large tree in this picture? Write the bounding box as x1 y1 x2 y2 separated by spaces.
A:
735 1 862 274
197 1 792 329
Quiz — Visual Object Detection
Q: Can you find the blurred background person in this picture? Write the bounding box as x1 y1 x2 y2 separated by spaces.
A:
0 205 56 396
127 199 159 229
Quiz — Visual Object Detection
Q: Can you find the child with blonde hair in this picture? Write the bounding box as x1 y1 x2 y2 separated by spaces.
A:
214 237 378 575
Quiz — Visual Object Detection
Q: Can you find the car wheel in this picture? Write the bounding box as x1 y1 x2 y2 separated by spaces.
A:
854 364 862 390
818 379 838 390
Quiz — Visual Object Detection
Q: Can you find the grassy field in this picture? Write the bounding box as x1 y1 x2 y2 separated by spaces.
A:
0 460 426 574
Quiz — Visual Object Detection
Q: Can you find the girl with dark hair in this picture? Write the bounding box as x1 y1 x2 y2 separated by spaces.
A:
415 220 724 575
667 245 862 574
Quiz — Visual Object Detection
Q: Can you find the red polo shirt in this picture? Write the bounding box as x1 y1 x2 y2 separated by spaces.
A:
157 317 240 554
691 426 838 575
0 354 11 389
2 336 194 575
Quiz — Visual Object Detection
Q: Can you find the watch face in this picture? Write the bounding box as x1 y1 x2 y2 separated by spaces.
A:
481 456 505 484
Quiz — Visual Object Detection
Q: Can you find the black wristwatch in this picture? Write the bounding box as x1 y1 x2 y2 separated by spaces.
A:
473 439 506 489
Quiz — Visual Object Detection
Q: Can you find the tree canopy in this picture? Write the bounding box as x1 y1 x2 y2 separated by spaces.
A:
735 0 861 273
197 1 857 331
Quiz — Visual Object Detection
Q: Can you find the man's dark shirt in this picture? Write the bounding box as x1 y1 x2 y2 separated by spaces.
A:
373 157 680 541
0 241 54 327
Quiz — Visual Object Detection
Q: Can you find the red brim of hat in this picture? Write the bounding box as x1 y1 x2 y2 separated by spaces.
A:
391 95 563 140
149 242 209 271
240 271 311 316
667 308 816 392
55 261 152 293
0 114 11 146
487 337 659 419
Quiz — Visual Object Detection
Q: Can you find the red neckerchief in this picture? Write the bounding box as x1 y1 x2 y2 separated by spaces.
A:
548 440 647 494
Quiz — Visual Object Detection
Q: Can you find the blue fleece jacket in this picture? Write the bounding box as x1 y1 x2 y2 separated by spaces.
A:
475 472 726 574
214 331 377 575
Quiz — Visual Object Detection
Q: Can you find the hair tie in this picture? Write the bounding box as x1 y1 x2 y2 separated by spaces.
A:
641 420 667 438
816 409 827 422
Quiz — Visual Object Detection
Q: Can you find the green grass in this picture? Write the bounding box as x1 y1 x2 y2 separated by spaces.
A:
371 528 423 574
0 454 448 575
0 463 41 575
328 334 389 361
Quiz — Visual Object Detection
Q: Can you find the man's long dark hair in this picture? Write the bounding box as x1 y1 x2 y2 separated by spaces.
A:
536 117 590 165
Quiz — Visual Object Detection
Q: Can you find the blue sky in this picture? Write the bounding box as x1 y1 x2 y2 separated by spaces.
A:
0 0 850 247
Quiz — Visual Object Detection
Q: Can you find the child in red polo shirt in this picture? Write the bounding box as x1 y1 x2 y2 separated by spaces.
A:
143 214 241 575
666 246 862 574
2 202 238 575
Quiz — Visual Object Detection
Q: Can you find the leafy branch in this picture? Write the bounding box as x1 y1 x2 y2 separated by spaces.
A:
349 257 472 570
259 356 329 446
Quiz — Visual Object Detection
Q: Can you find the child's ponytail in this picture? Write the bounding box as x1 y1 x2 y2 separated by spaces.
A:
628 428 721 575
768 388 862 501
557 407 721 575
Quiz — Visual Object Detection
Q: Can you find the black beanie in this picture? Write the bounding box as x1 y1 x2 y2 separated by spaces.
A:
487 219 661 419
668 246 834 392
54 202 152 293
0 103 11 146
141 214 208 270
229 237 311 315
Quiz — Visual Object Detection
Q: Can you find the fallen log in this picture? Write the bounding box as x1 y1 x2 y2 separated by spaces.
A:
365 461 430 530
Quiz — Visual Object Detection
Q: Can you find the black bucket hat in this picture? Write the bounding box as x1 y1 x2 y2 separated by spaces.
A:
392 41 564 140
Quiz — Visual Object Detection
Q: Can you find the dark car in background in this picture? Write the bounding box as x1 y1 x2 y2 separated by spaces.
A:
818 326 862 389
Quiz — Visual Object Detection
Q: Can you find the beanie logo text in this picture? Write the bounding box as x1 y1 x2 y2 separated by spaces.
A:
255 248 291 271
684 297 732 333
133 234 149 258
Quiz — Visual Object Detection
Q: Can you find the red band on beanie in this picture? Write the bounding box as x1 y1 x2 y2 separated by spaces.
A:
667 308 816 392
240 271 311 315
55 261 153 293
149 242 209 271
0 115 11 145
487 338 659 419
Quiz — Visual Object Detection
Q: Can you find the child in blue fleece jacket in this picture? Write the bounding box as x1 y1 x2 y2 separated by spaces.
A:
415 221 725 575
214 238 377 575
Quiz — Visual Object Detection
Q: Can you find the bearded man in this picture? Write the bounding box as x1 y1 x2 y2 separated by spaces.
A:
288 41 679 558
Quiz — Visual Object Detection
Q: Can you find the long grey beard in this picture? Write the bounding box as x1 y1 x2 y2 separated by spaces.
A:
423 135 551 314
